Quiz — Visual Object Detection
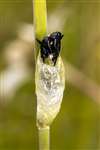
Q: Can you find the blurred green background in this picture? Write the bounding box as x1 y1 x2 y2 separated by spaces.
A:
0 0 100 150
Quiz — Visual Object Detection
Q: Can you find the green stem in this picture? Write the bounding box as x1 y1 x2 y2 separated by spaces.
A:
38 126 50 150
33 0 50 150
33 0 47 60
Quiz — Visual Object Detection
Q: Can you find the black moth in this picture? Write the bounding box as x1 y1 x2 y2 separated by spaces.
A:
37 32 63 65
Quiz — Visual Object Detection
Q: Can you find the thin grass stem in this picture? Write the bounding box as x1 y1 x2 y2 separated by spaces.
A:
33 0 50 150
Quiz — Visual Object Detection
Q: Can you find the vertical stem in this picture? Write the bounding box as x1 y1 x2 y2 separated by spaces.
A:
33 0 47 59
38 126 50 150
33 0 49 150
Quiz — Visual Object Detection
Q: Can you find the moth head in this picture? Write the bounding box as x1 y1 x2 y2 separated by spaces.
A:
50 32 63 40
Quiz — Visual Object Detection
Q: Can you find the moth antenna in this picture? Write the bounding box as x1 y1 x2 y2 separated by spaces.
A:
61 34 64 38
36 39 42 45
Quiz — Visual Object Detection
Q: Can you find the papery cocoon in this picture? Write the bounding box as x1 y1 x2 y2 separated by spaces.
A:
35 53 65 128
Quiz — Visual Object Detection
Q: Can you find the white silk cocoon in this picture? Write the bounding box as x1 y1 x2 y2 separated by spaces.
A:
35 54 65 127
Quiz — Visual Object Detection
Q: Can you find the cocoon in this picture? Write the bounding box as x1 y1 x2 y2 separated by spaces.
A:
35 53 65 128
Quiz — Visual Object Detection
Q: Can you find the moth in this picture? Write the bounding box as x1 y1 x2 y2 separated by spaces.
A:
37 32 63 65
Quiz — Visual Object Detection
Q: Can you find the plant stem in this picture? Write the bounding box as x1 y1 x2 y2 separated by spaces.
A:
33 0 47 60
38 126 50 150
33 0 50 150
